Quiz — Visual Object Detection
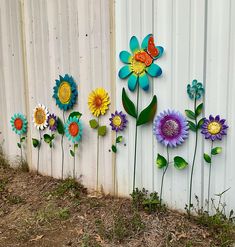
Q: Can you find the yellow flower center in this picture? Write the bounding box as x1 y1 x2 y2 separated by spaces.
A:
49 118 55 126
112 116 122 127
130 56 146 75
207 121 222 135
58 81 72 104
34 108 46 125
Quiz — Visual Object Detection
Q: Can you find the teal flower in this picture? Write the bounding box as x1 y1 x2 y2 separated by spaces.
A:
65 116 83 143
187 79 204 100
118 34 164 91
10 113 27 135
53 74 78 111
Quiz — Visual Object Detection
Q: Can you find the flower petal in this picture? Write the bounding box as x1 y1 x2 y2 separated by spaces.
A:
139 73 149 91
141 34 152 49
130 36 140 53
146 63 162 77
118 65 132 79
128 73 138 91
155 46 164 59
119 51 132 64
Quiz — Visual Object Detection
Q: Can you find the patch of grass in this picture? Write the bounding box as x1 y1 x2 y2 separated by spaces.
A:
18 159 29 172
51 177 87 198
6 194 24 204
81 233 101 247
57 207 70 220
0 178 8 192
0 145 9 169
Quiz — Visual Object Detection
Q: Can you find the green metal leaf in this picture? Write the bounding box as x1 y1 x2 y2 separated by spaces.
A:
70 150 75 157
187 120 197 132
69 111 82 120
89 119 99 129
185 110 196 120
111 145 117 153
32 138 39 148
137 95 157 126
195 103 203 117
156 153 167 169
211 147 222 155
197 118 205 129
17 143 21 149
74 143 79 149
122 88 137 118
204 153 211 163
43 134 51 143
57 117 65 135
174 156 188 170
116 136 123 143
20 136 26 143
98 126 107 136
49 142 52 148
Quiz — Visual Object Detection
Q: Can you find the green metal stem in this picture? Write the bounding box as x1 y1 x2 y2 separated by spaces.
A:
61 110 65 179
37 130 42 175
96 117 100 191
207 141 214 212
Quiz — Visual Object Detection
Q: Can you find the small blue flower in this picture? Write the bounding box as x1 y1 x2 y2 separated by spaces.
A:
53 74 78 111
10 113 28 135
187 79 204 100
65 116 83 143
118 34 164 92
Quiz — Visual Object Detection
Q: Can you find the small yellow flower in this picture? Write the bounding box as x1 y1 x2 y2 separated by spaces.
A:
88 88 110 117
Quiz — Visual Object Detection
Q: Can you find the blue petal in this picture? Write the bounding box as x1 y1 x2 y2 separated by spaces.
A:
129 36 140 54
155 46 164 59
141 34 152 50
146 63 162 77
139 73 149 91
119 51 132 64
128 73 138 91
118 65 132 79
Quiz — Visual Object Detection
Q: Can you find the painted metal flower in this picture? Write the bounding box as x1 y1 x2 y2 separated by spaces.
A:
33 104 49 130
65 116 83 143
153 109 189 148
118 34 164 92
88 88 110 117
47 113 57 131
53 74 78 111
109 111 127 132
10 113 27 135
187 79 204 100
201 115 228 141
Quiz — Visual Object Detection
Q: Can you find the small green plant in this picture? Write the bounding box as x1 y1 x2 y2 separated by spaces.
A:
57 207 70 220
142 191 161 213
6 194 24 204
81 233 101 247
0 144 9 169
0 178 8 192
130 188 147 210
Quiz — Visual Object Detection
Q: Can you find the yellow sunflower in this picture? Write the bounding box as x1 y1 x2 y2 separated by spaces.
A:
88 88 110 117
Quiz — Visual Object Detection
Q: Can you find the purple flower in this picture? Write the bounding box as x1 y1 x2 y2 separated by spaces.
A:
201 115 228 141
47 113 57 131
153 109 189 148
109 111 127 132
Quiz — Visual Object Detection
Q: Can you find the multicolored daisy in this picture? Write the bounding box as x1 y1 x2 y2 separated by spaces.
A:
53 74 78 111
109 111 127 132
47 113 57 132
201 115 228 141
10 113 27 135
33 104 49 130
153 109 189 148
65 116 83 143
118 34 164 91
88 88 110 117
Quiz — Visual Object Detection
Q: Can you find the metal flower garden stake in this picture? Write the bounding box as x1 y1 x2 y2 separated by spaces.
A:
53 74 78 179
201 115 228 211
154 110 189 206
10 113 28 165
118 34 164 191
65 113 83 178
88 88 110 191
109 110 128 194
32 104 49 174
185 80 205 216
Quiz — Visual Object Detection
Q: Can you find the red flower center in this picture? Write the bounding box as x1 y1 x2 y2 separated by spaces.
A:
95 96 102 107
69 122 79 137
14 118 23 130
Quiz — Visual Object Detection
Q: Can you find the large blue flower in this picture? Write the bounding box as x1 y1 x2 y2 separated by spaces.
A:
118 34 164 92
10 113 28 135
65 116 83 143
53 74 78 111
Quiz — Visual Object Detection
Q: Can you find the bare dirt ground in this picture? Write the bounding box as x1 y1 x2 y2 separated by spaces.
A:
0 166 234 247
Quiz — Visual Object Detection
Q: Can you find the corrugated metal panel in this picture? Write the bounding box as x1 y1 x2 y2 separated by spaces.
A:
0 0 234 212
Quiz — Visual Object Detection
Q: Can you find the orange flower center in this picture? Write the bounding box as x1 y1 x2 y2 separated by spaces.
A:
69 122 79 137
14 118 23 130
94 96 102 107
